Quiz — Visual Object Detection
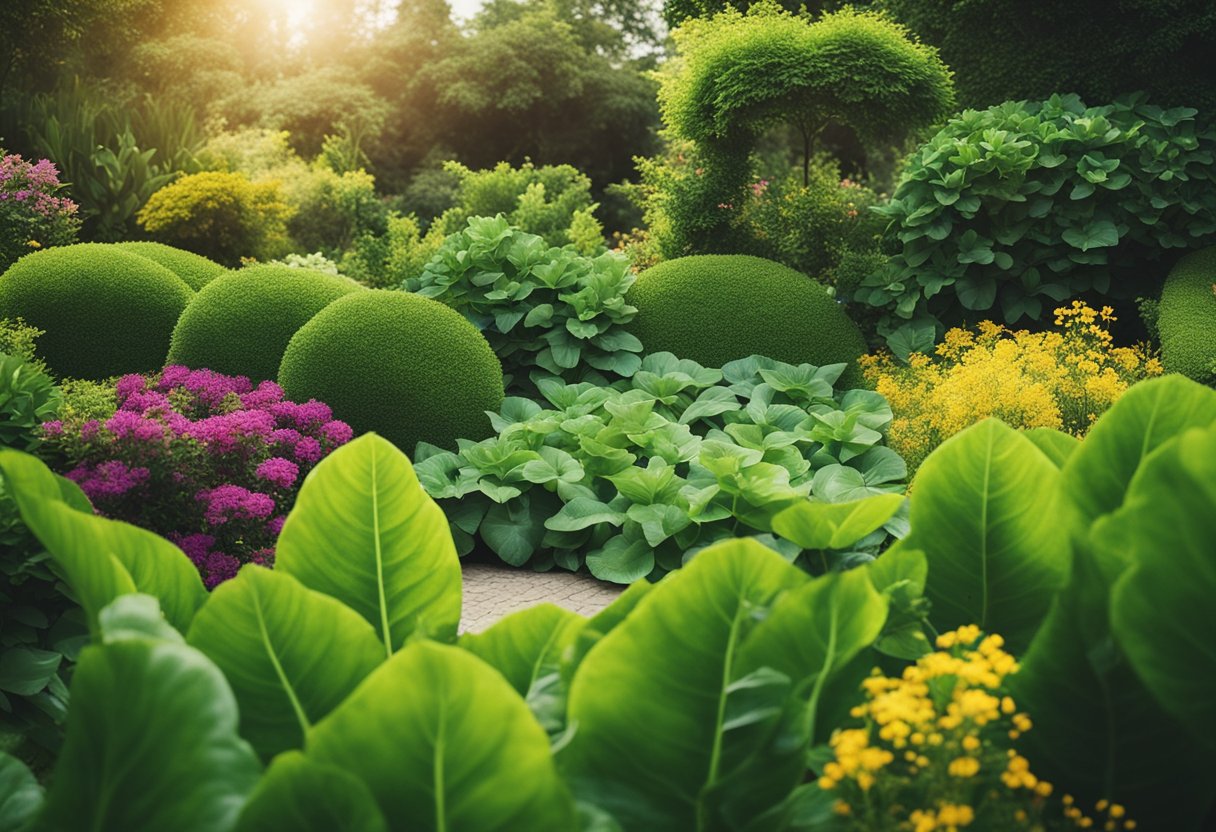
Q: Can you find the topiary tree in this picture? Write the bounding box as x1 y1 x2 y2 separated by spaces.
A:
168 265 362 383
882 0 1216 114
136 171 292 266
0 244 193 380
650 2 953 255
1158 247 1216 385
112 242 227 290
278 290 505 454
626 254 869 383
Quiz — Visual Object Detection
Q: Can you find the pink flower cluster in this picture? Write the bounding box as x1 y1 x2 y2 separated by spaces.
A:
42 366 353 588
0 153 78 220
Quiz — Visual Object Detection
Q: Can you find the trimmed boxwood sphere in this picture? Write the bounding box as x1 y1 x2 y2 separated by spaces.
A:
627 255 868 383
168 265 362 382
279 290 505 454
113 241 227 290
0 243 193 379
1159 247 1216 384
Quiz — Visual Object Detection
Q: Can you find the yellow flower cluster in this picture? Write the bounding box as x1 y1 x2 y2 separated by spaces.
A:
860 303 1161 472
819 625 1137 832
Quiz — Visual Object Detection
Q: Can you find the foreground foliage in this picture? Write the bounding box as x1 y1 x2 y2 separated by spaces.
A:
0 374 1211 830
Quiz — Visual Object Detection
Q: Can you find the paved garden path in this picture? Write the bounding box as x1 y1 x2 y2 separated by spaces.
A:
459 564 624 634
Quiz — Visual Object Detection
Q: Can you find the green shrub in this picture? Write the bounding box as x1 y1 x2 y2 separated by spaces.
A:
883 0 1216 113
168 265 363 382
0 244 193 380
407 216 640 395
284 166 388 257
136 171 292 266
627 255 868 382
278 290 504 453
0 352 60 452
0 317 46 371
112 242 227 290
856 94 1216 349
1158 247 1216 384
430 161 604 253
340 213 444 289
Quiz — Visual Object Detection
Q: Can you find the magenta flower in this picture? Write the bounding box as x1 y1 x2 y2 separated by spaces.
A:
293 436 323 463
320 420 354 445
197 484 276 525
255 457 299 489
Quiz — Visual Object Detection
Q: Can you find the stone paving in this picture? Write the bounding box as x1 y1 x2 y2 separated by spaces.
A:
459 563 625 634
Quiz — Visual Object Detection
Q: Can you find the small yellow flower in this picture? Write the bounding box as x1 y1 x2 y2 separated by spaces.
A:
27 239 41 248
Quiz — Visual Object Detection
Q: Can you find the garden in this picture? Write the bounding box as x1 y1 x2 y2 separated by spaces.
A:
0 0 1214 829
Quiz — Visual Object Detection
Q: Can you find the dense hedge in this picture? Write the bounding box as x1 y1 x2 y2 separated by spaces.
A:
627 255 868 382
1159 248 1216 384
168 265 362 383
278 290 504 453
0 244 193 379
113 241 228 290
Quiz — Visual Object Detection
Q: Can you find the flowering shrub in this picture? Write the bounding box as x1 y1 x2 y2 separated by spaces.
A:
40 366 353 587
819 625 1137 831
0 150 80 272
860 302 1161 472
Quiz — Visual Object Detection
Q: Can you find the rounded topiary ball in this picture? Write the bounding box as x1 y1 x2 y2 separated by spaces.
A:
279 290 505 454
1158 247 1216 384
168 265 362 382
113 242 228 290
627 255 868 383
0 243 193 380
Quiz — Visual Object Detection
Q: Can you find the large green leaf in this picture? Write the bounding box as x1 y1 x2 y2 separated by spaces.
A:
1096 426 1216 748
459 603 583 697
0 752 42 832
276 433 462 652
234 752 388 832
186 566 386 760
561 539 807 831
771 494 904 551
736 568 888 744
0 450 207 635
1009 547 1215 830
38 605 261 832
1062 375 1216 524
903 418 1070 650
1020 427 1079 467
307 641 575 831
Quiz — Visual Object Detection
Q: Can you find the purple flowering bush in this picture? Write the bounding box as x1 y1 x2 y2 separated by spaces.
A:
40 365 353 588
0 150 81 272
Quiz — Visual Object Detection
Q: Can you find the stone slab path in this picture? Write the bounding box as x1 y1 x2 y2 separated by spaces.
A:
459 564 625 634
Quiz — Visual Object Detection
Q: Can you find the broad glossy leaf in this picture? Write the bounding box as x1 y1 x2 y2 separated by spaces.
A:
98 594 183 644
277 433 462 650
586 534 656 583
0 752 42 832
187 566 385 760
561 539 807 831
772 494 904 551
460 603 583 696
234 752 387 832
737 568 888 743
308 641 576 831
1097 427 1216 746
1010 548 1214 830
904 418 1069 650
1062 375 1216 524
564 580 654 679
0 450 207 635
1020 426 1079 467
39 623 261 831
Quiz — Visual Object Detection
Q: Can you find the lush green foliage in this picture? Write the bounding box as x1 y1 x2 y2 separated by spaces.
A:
425 161 605 252
279 290 504 455
0 244 193 380
168 265 361 382
340 213 443 289
884 0 1216 113
647 2 953 254
112 241 227 291
3 372 1216 830
407 216 639 395
1158 247 1216 384
0 353 59 454
416 352 906 580
628 255 869 384
137 171 292 266
857 94 1216 347
22 82 204 242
